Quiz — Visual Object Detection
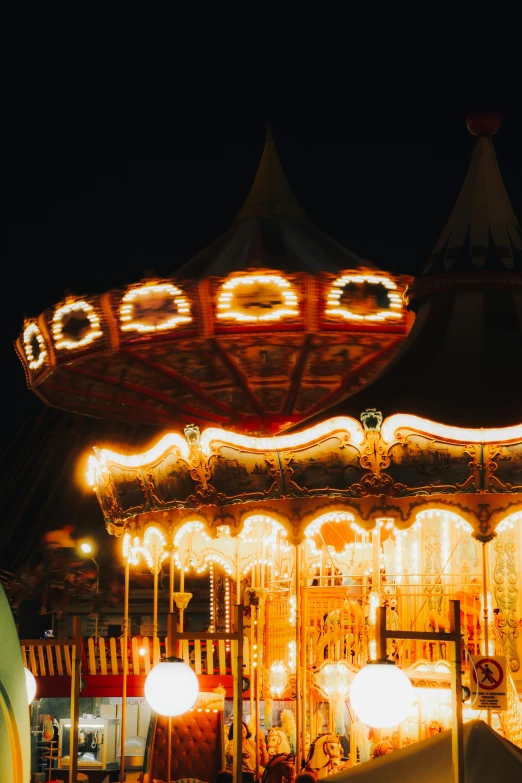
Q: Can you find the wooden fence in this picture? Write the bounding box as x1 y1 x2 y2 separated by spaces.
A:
21 634 242 678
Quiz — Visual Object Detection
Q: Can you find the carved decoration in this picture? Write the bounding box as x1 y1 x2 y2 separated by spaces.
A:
493 530 520 672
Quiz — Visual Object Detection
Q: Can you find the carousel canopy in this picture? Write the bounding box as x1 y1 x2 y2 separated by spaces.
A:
15 128 410 435
293 113 522 430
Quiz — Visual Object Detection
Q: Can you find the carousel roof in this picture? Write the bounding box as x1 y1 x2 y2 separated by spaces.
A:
293 113 522 430
15 128 411 435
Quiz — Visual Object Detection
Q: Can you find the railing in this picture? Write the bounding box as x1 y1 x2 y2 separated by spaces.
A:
301 579 487 670
21 634 241 677
21 639 75 676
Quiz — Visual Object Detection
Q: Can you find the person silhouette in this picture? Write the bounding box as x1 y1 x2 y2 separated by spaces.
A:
481 663 496 685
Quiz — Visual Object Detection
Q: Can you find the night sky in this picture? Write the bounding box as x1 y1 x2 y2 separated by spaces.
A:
3 45 521 575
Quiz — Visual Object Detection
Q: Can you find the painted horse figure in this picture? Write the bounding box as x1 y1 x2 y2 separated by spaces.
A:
303 733 343 779
261 753 295 783
267 727 292 758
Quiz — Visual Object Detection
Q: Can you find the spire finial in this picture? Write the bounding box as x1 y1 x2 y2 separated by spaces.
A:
234 125 304 221
466 110 503 137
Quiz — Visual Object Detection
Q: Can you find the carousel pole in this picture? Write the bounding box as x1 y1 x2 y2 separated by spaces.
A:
295 543 302 770
166 548 175 783
179 553 185 656
70 616 81 783
481 540 492 727
301 555 308 766
233 604 244 783
372 522 381 593
254 603 260 783
167 613 175 783
120 556 130 783
153 564 159 665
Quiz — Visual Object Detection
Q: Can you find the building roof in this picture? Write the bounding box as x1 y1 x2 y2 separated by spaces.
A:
176 126 367 278
291 113 522 430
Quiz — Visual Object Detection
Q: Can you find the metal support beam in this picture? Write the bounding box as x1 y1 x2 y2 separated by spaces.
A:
375 600 463 783
69 616 81 783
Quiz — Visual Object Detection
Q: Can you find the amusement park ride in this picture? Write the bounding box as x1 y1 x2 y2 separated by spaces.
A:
14 114 522 779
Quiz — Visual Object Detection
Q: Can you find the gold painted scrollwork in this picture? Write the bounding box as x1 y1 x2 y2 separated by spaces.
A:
493 530 520 672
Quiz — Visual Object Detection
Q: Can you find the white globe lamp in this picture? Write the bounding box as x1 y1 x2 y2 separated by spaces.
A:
350 662 413 728
144 658 199 716
24 667 37 704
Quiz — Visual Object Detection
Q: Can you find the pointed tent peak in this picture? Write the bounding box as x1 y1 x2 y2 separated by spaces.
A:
234 127 305 221
423 113 522 276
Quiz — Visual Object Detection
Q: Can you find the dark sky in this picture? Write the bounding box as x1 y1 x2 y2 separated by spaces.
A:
3 44 521 570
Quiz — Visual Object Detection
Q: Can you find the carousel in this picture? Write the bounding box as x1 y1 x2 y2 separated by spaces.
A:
15 115 522 779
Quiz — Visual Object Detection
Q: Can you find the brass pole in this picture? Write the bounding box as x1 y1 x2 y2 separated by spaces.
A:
153 567 159 665
301 571 308 765
295 543 302 770
372 525 381 593
449 600 465 783
481 541 492 727
233 604 244 783
170 549 175 614
120 557 130 783
255 605 260 783
167 613 175 783
69 616 81 783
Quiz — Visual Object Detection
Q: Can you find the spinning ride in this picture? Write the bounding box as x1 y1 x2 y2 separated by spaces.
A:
15 117 522 772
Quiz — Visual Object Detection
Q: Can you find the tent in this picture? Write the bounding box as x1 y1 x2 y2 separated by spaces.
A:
327 720 522 783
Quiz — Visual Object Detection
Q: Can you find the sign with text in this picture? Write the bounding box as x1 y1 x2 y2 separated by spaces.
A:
470 655 507 711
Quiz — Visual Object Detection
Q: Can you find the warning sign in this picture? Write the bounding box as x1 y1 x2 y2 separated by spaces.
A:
470 655 507 711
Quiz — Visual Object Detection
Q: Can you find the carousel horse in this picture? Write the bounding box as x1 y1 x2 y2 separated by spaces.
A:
267 727 292 758
303 733 344 779
261 753 296 783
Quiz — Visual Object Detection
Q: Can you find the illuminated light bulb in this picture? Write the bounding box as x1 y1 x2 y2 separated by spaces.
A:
139 647 146 657
144 660 199 716
120 282 192 333
350 663 413 728
25 667 37 704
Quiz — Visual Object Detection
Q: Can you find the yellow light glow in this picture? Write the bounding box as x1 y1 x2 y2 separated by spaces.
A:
201 416 364 456
325 273 403 322
174 521 205 548
120 282 192 333
304 511 356 539
239 515 285 542
123 532 141 566
497 511 522 533
86 433 190 488
23 322 48 369
141 526 167 572
52 299 103 350
382 414 522 446
216 273 299 323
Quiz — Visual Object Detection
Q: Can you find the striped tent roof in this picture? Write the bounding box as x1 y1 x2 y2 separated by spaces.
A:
176 125 369 278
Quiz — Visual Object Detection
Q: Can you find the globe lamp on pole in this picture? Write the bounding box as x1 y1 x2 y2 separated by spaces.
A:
144 657 199 717
349 660 413 728
24 667 37 704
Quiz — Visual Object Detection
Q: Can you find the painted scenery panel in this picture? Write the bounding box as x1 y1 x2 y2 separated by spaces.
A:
387 434 474 493
285 437 363 494
489 442 522 491
208 446 280 499
108 466 148 514
147 453 193 505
